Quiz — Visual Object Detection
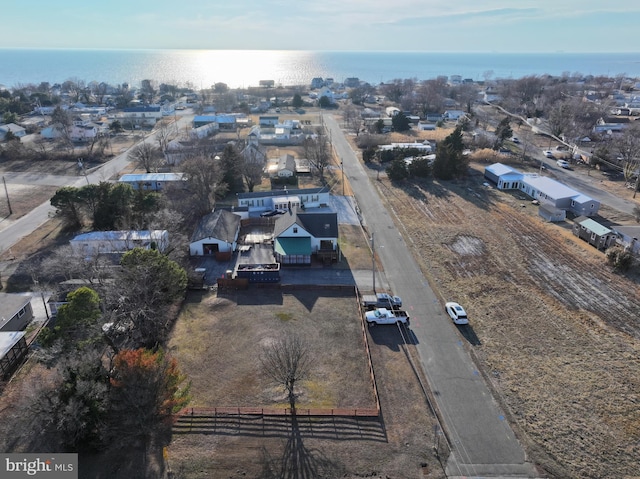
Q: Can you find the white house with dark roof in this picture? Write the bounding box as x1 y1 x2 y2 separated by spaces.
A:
189 209 241 256
272 207 339 265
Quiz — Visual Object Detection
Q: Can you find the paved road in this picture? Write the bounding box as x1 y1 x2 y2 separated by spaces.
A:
0 114 194 255
323 114 539 478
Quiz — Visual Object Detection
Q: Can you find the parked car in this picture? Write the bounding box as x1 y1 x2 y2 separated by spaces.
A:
260 209 286 217
365 308 410 325
445 302 469 325
511 137 520 143
556 159 570 169
544 150 555 159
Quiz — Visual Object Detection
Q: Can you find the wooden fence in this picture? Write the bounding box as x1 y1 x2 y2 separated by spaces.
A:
176 286 382 421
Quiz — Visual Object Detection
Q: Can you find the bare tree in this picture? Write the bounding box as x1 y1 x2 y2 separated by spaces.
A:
415 78 447 117
127 142 162 173
303 127 331 181
240 143 266 192
342 103 361 135
182 154 227 216
155 122 173 154
260 333 312 411
613 122 640 182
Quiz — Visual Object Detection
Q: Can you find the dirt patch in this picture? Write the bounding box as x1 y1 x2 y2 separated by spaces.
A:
375 166 640 478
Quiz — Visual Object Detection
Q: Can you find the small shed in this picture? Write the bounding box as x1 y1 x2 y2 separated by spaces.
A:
0 331 28 378
572 216 615 250
539 204 566 222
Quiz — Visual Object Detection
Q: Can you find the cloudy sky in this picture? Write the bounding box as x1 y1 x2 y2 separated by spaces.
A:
3 0 639 52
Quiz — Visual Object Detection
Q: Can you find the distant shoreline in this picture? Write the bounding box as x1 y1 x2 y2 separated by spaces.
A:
1 50 639 89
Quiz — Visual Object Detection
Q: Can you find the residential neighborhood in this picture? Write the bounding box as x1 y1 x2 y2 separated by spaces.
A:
0 67 639 479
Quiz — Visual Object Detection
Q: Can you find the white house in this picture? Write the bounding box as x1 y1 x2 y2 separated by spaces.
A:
272 208 339 265
443 110 466 121
277 154 296 177
316 86 335 104
120 106 162 127
118 173 186 190
189 210 241 256
484 163 600 219
70 230 169 256
236 187 330 213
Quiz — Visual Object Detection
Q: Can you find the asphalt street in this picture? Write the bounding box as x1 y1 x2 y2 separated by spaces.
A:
322 113 539 478
0 114 194 255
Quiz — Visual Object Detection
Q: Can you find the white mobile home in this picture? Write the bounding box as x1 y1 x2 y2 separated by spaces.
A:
70 230 169 256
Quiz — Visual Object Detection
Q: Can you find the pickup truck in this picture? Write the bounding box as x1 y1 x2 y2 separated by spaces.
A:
365 308 410 325
361 292 403 310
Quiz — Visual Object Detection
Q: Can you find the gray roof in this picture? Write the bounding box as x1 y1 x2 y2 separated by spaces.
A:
274 207 338 239
237 187 327 200
191 210 241 243
485 163 519 176
0 293 31 323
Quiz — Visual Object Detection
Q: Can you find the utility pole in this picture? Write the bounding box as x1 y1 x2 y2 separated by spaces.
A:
2 176 12 215
341 158 345 196
371 233 376 293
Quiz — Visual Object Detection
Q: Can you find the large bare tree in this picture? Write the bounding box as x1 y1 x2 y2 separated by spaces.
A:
303 127 331 181
260 333 312 411
127 141 162 173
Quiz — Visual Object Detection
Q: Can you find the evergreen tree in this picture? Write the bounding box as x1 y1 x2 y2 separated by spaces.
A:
433 125 468 180
220 143 244 194
386 159 409 181
493 117 513 149
391 111 411 132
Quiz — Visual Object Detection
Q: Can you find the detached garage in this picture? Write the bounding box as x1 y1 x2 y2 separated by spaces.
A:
190 209 241 258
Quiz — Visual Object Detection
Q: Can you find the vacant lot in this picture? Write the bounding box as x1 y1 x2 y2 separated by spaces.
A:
374 163 640 478
166 288 440 478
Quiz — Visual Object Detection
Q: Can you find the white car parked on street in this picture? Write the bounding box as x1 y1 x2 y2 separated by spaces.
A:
556 159 570 169
445 302 469 325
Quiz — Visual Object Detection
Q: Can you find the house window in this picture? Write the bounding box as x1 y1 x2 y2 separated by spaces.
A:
18 307 25 318
293 227 298 233
571 201 575 207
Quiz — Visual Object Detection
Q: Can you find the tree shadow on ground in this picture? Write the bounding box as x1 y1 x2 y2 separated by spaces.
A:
258 413 344 479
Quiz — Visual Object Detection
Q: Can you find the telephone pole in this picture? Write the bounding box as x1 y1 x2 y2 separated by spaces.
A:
2 176 12 215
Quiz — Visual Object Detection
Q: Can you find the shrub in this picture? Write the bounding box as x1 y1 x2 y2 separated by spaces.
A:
605 246 634 272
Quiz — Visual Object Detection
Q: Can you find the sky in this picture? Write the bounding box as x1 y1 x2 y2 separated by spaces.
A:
2 0 640 53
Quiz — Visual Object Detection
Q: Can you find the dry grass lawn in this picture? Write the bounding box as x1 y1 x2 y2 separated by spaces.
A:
166 288 441 478
373 164 640 479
